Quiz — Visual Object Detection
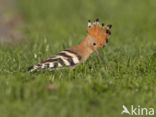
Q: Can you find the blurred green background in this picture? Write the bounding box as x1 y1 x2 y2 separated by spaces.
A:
0 0 156 117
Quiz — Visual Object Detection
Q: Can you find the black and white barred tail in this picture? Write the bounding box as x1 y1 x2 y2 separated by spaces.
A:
28 50 81 72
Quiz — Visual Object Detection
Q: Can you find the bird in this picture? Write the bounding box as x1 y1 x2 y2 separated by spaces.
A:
28 18 112 72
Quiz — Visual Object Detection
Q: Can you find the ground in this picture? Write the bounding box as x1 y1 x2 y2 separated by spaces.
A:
0 0 156 117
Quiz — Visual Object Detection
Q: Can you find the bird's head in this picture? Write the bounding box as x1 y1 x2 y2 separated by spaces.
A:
84 18 112 51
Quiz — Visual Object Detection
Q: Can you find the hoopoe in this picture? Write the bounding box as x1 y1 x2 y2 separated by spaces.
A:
28 18 112 72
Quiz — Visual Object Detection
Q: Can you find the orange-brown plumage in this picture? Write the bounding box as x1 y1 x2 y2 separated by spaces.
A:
87 19 111 50
28 18 112 72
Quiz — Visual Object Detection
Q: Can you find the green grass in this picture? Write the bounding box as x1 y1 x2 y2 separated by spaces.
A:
0 0 156 117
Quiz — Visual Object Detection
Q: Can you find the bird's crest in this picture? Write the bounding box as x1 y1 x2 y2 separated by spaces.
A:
87 18 112 49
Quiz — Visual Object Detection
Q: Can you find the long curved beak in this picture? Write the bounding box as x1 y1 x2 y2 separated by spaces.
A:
95 50 107 69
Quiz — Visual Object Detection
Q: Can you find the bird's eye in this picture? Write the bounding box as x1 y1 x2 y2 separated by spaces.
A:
93 42 96 46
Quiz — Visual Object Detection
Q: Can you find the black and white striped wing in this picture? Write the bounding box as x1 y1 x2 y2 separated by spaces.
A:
56 50 81 66
28 49 81 72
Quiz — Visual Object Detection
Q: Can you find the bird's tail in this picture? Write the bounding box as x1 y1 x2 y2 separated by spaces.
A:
28 64 42 72
28 58 62 72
